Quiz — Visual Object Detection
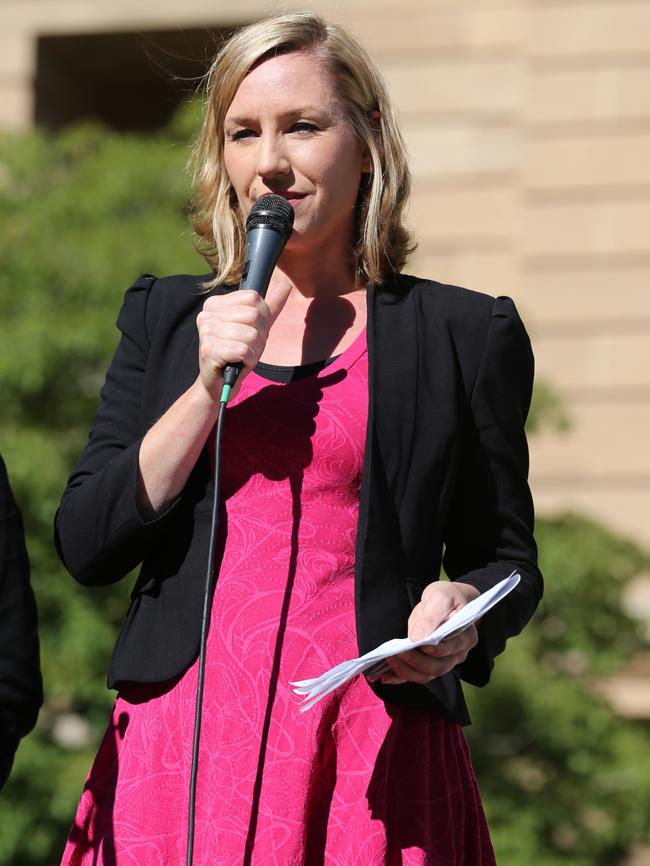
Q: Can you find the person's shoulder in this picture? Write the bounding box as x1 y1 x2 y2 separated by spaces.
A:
380 273 506 339
139 272 228 308
388 275 531 392
117 271 234 339
389 272 497 319
383 273 527 359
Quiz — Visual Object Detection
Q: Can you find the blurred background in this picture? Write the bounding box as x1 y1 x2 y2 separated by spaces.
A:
1 0 649 864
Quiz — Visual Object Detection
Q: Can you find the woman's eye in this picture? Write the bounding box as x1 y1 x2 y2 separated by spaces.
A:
229 129 256 141
291 121 319 135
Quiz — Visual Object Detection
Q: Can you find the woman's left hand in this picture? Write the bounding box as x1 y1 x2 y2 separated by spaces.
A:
375 581 481 686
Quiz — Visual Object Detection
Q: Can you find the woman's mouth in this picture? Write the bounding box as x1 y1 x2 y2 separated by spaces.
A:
275 191 307 204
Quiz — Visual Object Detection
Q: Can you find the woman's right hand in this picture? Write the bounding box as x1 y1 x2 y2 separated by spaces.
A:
138 289 273 518
137 282 291 518
195 289 273 401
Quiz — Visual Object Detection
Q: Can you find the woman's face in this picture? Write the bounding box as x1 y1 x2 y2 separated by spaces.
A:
223 50 370 258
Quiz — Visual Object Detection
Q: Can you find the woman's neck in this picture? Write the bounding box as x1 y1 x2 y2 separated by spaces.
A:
270 253 361 301
259 261 367 367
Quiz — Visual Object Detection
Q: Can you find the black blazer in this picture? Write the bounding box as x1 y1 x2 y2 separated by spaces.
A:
54 272 543 725
0 455 42 788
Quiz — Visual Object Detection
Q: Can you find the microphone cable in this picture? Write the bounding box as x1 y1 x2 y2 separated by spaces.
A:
186 389 229 866
185 194 294 865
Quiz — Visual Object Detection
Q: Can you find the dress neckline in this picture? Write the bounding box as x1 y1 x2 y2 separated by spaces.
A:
250 327 367 383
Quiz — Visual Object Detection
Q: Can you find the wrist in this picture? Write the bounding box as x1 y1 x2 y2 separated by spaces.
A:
191 373 224 412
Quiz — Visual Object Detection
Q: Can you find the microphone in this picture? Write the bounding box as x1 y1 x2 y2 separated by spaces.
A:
221 194 295 396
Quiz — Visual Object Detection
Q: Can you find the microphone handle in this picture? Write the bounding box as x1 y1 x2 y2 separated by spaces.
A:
222 225 288 389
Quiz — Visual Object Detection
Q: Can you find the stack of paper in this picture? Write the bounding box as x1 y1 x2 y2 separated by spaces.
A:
291 571 520 711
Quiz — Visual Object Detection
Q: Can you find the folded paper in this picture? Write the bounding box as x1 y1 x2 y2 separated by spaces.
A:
291 571 521 711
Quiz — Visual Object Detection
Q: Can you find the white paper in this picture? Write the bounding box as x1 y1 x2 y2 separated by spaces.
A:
291 571 520 711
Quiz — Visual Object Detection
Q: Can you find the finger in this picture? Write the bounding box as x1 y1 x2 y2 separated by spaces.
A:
419 626 478 658
379 672 407 686
408 596 458 642
199 337 259 372
200 306 266 330
197 316 269 369
199 318 260 342
385 631 478 681
407 581 478 642
382 650 468 685
265 280 293 319
395 649 441 676
202 290 266 311
382 653 438 685
211 323 267 353
198 303 270 336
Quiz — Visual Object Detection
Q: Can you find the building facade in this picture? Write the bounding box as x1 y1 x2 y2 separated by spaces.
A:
3 0 650 546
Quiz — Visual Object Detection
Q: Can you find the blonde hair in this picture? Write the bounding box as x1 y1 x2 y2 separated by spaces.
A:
191 11 415 286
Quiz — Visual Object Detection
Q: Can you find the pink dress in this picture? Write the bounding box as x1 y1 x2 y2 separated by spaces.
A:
61 330 495 866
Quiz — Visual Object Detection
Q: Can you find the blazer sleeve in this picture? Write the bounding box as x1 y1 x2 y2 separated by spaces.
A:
54 275 177 587
0 455 42 788
442 295 543 686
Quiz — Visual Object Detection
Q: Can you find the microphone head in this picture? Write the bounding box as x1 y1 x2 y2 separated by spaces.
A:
246 194 295 240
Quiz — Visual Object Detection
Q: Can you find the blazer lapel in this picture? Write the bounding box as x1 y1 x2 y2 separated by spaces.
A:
371 276 418 510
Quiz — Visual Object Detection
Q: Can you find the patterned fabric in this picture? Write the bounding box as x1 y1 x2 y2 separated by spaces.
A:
61 331 495 865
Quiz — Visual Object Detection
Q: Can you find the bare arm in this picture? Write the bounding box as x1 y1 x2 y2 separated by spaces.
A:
136 376 221 519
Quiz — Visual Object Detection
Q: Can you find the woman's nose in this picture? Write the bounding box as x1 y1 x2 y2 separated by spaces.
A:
256 134 290 178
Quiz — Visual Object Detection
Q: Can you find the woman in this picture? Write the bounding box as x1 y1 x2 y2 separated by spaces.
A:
56 12 542 865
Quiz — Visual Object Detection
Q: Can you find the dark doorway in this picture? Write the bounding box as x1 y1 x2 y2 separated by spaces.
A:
34 27 234 131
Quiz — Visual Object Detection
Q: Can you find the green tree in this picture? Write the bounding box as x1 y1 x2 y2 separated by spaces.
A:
0 108 201 864
467 515 650 866
1 112 649 865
